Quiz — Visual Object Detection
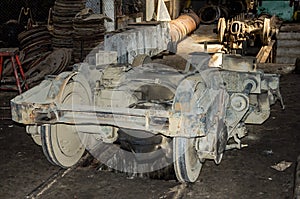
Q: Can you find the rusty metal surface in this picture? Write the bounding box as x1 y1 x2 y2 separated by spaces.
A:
18 26 51 49
169 11 200 43
2 26 52 77
197 1 249 25
4 25 71 87
198 5 221 24
24 48 72 86
72 8 110 62
52 0 87 49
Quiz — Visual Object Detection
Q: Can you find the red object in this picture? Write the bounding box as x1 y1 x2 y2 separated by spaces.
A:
0 48 28 93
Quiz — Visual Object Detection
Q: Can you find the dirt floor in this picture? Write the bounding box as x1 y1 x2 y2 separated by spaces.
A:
0 25 300 199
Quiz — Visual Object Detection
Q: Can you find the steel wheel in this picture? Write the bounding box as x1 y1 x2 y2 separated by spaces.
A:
41 80 90 168
173 137 202 183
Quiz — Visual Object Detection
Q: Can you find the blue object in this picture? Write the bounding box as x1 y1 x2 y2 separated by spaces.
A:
258 0 294 21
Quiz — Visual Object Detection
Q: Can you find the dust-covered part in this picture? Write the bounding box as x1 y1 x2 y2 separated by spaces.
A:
11 52 283 183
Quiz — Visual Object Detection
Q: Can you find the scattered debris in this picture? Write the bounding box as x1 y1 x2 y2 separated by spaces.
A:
160 183 188 199
271 161 292 172
262 149 274 156
126 176 135 180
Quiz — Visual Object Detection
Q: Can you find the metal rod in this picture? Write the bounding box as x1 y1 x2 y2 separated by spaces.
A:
243 82 253 95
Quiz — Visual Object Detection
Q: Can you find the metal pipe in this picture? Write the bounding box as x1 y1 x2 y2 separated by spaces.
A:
169 11 200 43
198 5 220 24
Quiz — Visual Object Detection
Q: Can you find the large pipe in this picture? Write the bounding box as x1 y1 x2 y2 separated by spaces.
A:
198 5 220 24
169 11 200 43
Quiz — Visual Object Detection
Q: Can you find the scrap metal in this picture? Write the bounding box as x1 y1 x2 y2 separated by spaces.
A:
18 26 52 70
217 14 277 54
52 0 87 48
72 8 110 62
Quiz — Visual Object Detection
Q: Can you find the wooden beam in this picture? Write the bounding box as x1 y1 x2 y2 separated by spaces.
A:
256 40 276 63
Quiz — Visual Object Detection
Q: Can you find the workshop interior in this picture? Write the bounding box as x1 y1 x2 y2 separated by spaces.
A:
0 0 300 198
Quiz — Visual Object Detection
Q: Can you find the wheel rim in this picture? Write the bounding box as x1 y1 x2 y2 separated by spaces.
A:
173 137 202 183
41 80 89 168
218 18 226 43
